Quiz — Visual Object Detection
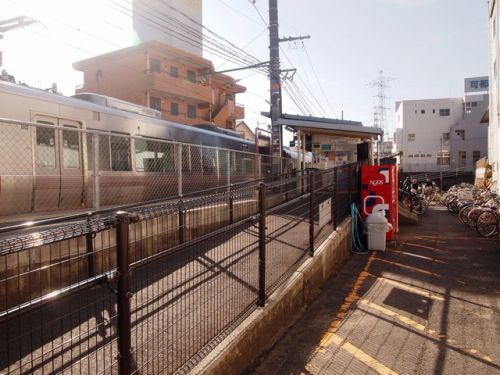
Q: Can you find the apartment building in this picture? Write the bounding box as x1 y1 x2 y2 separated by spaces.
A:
488 0 499 192
395 78 489 173
73 41 245 130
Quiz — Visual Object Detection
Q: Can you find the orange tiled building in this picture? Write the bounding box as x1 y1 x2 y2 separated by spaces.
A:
73 40 245 129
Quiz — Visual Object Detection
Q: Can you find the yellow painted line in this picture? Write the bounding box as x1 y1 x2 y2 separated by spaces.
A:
359 299 495 364
316 251 378 350
328 334 399 375
386 249 447 264
403 242 446 253
374 258 442 278
368 275 444 301
414 236 447 244
359 299 435 334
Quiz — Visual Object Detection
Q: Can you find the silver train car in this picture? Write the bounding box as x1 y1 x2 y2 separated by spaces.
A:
0 80 261 218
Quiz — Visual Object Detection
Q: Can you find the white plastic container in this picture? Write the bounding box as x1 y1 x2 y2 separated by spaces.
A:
366 211 392 251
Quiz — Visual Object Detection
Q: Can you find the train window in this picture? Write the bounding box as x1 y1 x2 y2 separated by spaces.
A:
62 126 80 169
110 135 131 171
98 134 111 171
181 145 191 173
36 122 56 169
135 139 175 173
202 148 216 175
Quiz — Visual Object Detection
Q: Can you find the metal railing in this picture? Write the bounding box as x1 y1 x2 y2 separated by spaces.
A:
0 163 359 374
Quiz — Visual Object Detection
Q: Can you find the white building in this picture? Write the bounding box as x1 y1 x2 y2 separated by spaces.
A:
132 0 203 56
395 79 489 173
488 0 499 192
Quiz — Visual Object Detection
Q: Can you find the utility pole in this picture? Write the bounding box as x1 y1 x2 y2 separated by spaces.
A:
268 0 310 174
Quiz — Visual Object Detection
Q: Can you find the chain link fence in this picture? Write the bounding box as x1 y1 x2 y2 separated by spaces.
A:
0 119 298 219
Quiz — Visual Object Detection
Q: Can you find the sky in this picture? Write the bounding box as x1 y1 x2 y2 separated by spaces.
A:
0 0 490 143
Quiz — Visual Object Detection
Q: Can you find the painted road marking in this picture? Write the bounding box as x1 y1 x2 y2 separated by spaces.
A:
316 251 378 350
386 249 447 264
374 258 442 278
359 299 495 364
327 334 399 375
368 274 445 301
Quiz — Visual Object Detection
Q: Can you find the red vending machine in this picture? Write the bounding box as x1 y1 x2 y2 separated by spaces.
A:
360 165 398 240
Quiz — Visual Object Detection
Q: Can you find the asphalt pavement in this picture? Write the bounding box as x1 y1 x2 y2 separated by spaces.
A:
250 206 500 375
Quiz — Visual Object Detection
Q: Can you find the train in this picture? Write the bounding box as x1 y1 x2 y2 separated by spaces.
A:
0 79 290 219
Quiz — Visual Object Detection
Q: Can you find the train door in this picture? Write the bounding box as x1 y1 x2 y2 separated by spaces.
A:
32 115 84 212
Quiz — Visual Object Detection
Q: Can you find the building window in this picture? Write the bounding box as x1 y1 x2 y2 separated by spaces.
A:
473 151 481 163
437 151 450 165
458 151 466 167
408 154 414 158
455 129 465 140
170 66 178 78
408 133 415 141
439 108 450 116
421 109 425 114
149 96 161 111
226 120 233 129
187 70 196 83
96 69 103 82
442 132 450 141
187 104 197 119
426 154 432 158
171 102 179 116
432 109 436 114
414 110 417 114
149 58 161 73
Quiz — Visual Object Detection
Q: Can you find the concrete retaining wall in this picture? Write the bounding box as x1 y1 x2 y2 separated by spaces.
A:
190 218 352 375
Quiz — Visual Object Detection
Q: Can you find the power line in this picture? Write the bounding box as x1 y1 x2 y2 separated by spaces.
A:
302 42 336 117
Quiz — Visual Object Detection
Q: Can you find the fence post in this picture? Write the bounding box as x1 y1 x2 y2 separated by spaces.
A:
333 168 338 229
229 186 234 224
348 164 353 204
116 212 132 375
308 171 315 257
177 144 183 196
86 214 95 278
92 132 100 209
257 182 266 307
227 150 231 186
178 198 185 244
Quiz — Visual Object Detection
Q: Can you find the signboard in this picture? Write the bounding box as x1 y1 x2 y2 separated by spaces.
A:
464 77 489 93
319 198 332 229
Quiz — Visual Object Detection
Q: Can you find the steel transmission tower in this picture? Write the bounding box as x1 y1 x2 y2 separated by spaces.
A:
368 70 394 142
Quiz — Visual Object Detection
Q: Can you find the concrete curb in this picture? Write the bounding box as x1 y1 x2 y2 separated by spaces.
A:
190 218 352 375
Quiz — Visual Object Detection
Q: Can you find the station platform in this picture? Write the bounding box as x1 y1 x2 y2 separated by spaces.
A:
250 206 500 375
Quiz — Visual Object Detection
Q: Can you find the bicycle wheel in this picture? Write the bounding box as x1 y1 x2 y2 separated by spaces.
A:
476 210 498 237
467 208 483 230
459 204 473 225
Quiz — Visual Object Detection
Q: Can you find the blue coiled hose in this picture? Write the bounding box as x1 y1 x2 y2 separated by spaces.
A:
351 203 368 254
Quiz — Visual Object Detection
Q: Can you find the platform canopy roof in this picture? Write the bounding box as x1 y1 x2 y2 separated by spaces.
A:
263 113 383 140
